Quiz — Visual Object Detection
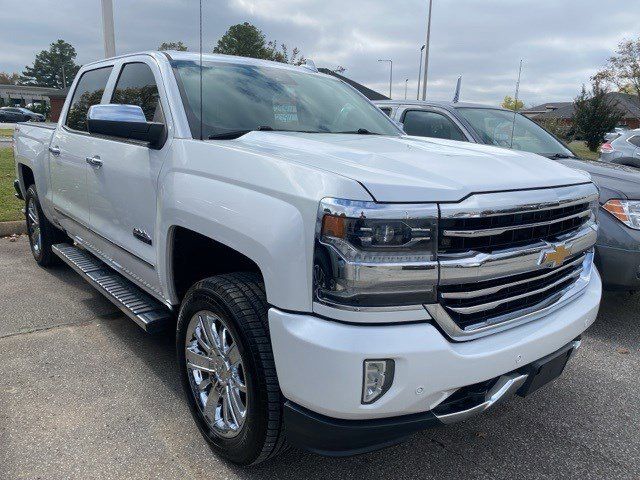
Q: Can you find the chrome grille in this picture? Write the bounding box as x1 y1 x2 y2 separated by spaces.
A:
428 183 599 341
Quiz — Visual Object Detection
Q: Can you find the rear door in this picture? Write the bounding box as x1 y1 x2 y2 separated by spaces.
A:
50 66 113 228
627 134 640 159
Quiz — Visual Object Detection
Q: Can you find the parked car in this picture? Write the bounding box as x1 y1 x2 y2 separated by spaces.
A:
376 99 640 292
14 52 601 465
599 128 640 166
604 126 630 142
0 106 45 122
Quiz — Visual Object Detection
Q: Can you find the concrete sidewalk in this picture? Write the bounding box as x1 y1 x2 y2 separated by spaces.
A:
0 236 638 479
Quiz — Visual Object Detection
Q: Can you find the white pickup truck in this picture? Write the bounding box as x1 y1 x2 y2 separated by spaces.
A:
13 51 602 465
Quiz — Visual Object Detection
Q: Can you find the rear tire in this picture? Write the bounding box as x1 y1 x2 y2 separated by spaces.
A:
176 272 287 466
25 185 66 267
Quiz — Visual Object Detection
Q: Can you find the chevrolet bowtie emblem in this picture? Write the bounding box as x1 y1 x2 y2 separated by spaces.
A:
540 244 570 268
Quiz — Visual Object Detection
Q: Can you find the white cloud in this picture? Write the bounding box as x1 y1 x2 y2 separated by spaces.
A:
0 0 637 105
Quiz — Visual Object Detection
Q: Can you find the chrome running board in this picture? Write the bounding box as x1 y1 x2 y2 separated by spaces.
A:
52 243 171 333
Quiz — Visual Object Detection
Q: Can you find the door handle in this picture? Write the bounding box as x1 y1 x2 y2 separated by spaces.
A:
48 146 61 156
85 155 103 168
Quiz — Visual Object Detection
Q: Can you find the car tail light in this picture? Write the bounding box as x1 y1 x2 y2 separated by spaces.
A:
599 142 614 153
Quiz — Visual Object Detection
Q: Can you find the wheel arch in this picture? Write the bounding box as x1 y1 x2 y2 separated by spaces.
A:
167 225 266 303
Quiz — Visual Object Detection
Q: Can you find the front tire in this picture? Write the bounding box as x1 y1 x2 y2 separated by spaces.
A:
25 185 66 267
176 272 286 465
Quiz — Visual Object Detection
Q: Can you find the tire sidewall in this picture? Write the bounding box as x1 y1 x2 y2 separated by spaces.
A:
25 186 44 263
176 286 268 465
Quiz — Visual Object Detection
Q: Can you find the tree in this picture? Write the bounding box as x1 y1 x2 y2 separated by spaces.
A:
158 41 188 51
213 22 304 64
593 37 640 97
0 72 20 85
572 83 623 152
20 40 80 89
501 95 524 111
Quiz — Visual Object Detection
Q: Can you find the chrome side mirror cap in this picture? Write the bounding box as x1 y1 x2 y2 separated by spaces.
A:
87 104 165 149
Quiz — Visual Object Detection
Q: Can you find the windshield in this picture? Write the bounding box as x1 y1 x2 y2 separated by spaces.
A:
171 60 401 139
456 107 573 157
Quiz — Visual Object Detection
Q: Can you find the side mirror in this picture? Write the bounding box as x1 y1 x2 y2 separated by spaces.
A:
87 104 165 148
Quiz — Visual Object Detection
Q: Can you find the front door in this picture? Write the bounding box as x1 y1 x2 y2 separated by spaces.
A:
50 66 113 228
86 60 170 293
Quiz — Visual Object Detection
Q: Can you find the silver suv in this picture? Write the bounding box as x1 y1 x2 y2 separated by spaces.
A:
599 129 640 167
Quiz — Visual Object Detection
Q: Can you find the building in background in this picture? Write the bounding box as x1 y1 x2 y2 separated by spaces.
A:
0 85 68 121
522 93 640 129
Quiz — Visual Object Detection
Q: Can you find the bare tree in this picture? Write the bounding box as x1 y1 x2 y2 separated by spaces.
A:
593 37 640 97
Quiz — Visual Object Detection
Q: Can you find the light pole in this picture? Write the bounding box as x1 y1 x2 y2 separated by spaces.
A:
101 0 116 58
421 0 433 100
416 44 425 100
378 59 393 99
404 78 409 100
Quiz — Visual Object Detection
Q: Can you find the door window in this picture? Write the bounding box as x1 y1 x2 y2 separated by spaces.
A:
111 62 164 123
65 66 113 132
402 110 467 141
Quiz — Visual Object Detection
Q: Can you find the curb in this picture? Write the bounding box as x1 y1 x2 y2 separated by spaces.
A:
0 220 26 237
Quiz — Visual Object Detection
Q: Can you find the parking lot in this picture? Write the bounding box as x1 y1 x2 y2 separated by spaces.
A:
0 235 638 480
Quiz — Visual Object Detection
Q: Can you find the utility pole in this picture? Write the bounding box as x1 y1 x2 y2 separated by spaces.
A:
421 0 433 100
101 0 116 58
404 78 409 99
416 44 425 100
378 59 393 99
61 64 66 89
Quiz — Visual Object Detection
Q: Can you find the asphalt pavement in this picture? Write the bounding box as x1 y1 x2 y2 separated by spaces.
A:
0 235 638 480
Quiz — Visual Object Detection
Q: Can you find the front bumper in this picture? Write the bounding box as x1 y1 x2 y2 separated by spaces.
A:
269 268 600 427
283 338 582 456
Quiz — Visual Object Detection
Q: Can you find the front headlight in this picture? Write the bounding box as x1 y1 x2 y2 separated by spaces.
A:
314 198 438 309
602 199 640 229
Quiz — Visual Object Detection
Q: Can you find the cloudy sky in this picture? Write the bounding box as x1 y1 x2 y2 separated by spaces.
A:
1 0 637 106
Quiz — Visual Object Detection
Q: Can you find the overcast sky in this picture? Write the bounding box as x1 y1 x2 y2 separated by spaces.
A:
1 0 637 106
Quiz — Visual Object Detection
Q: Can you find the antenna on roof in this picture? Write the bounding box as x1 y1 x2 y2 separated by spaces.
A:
509 59 524 149
199 0 203 140
452 75 462 103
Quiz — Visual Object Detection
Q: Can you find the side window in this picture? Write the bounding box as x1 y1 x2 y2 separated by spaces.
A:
65 66 113 132
402 110 467 141
111 62 164 123
379 107 392 117
628 135 640 147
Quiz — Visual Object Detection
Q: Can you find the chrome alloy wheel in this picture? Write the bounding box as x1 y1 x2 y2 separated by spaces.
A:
185 310 248 438
27 197 42 256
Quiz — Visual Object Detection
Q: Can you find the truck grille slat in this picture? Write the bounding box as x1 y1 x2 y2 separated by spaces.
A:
440 201 591 253
441 254 585 300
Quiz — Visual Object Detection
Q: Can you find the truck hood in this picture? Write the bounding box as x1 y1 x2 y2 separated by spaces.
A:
231 132 591 202
556 158 640 202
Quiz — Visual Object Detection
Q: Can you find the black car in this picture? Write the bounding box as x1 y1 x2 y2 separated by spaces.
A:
376 99 640 292
0 106 45 122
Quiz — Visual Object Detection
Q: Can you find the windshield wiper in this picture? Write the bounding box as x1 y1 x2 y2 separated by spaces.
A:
334 128 381 135
547 153 577 159
208 126 327 140
208 125 276 140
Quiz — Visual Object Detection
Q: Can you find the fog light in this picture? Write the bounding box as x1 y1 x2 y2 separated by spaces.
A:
362 359 395 404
